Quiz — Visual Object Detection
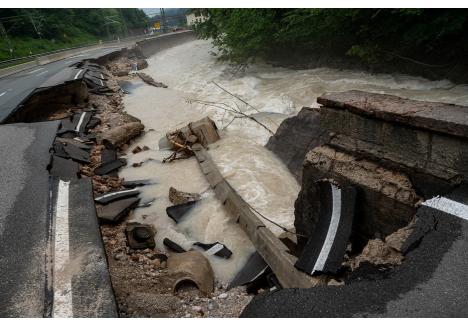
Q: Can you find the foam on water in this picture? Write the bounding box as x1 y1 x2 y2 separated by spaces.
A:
120 39 468 282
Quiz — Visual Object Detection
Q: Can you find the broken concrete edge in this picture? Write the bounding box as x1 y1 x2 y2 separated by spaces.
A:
191 143 325 289
317 90 468 139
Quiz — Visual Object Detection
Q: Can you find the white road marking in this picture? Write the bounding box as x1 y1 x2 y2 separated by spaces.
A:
423 196 468 221
74 112 87 132
99 79 104 87
53 180 73 318
312 184 342 274
205 243 225 256
0 91 6 97
28 67 45 74
73 69 83 80
100 73 104 80
36 70 48 76
95 189 137 201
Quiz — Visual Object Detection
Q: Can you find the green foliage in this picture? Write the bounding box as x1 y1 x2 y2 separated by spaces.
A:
0 8 149 60
194 9 468 67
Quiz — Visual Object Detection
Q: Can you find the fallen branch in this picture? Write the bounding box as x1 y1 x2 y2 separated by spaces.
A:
211 81 279 129
187 98 275 135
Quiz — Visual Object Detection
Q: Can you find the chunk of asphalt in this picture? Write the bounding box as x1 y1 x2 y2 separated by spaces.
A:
166 200 198 223
94 189 140 205
138 197 156 208
228 251 269 290
94 158 126 176
73 111 92 134
55 137 92 150
53 141 69 159
49 155 79 180
63 143 90 164
101 149 117 164
96 197 140 223
86 117 101 130
57 118 77 135
193 242 233 259
295 180 356 275
122 179 154 188
163 238 186 253
126 222 156 250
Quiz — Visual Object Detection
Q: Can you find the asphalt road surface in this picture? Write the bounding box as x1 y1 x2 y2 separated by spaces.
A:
0 46 123 123
0 121 117 317
242 186 468 317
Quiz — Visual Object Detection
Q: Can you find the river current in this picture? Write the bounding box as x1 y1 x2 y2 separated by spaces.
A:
119 39 468 282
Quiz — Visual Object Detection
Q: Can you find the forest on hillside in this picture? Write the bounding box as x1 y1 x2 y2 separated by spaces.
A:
0 9 148 60
193 9 468 81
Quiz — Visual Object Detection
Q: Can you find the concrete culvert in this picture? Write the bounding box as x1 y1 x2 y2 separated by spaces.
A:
167 251 215 296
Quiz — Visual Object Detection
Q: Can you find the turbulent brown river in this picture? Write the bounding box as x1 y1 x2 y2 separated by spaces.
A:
120 39 468 282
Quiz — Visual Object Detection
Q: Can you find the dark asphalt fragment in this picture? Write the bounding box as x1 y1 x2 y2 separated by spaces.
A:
137 197 156 208
62 143 90 164
94 189 140 205
295 180 356 275
48 155 79 180
163 238 186 253
96 197 140 223
228 251 269 290
193 242 232 259
166 200 198 223
94 158 126 175
122 179 154 188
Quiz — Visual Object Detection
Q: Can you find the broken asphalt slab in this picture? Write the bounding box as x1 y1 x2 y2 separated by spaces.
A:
96 197 141 223
48 155 79 180
194 242 233 259
228 252 269 290
166 200 198 223
0 121 116 317
94 188 140 205
295 180 356 275
241 186 468 317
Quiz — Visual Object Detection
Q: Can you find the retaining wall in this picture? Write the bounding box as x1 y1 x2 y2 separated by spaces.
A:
136 31 197 58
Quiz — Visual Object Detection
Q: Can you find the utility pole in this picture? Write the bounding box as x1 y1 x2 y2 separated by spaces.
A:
160 8 167 33
28 13 42 39
0 21 14 58
101 11 111 41
118 9 129 38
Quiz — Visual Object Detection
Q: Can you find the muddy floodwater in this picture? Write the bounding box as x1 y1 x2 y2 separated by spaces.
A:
119 39 468 282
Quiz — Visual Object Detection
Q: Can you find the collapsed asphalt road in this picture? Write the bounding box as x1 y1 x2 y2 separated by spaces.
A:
0 46 123 123
0 121 116 317
242 187 468 317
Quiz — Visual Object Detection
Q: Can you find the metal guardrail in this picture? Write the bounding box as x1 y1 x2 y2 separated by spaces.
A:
0 33 158 69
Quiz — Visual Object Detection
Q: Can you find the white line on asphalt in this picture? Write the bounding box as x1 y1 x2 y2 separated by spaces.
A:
28 67 45 74
312 184 342 274
73 69 83 80
95 189 137 200
423 196 468 221
53 180 73 318
36 70 48 76
100 73 104 80
75 112 87 132
205 243 225 256
99 79 104 87
0 91 6 97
